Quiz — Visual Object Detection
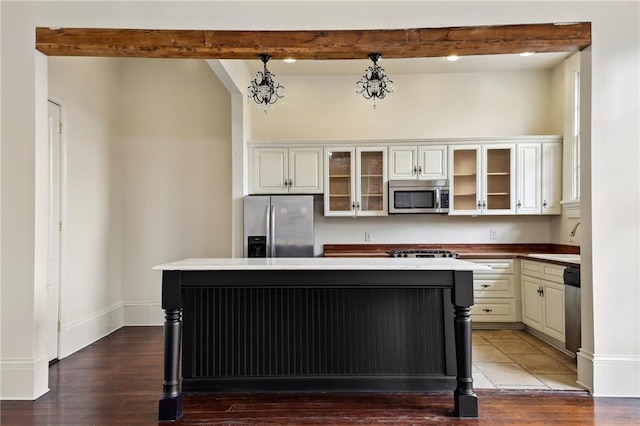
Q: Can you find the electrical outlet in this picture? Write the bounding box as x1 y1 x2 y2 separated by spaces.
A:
364 231 372 242
489 229 497 240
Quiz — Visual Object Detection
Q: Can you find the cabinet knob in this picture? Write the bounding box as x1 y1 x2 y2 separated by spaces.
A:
482 308 493 313
543 201 548 207
480 284 491 288
413 165 417 174
418 165 422 173
352 201 356 210
517 201 522 208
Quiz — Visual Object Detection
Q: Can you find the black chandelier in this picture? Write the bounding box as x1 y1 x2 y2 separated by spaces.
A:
356 53 394 109
247 54 284 113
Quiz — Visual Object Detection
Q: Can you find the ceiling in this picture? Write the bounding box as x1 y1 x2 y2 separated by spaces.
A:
243 52 572 76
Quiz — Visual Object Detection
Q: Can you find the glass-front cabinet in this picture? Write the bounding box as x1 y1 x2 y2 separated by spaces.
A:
450 144 515 215
324 147 387 217
325 148 354 215
450 146 481 214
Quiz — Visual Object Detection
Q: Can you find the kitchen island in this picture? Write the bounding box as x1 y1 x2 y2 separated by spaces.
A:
153 257 490 421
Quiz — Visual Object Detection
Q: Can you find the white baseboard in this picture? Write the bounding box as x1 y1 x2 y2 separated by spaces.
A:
578 349 640 397
123 302 164 326
0 355 49 400
59 303 124 359
576 349 594 393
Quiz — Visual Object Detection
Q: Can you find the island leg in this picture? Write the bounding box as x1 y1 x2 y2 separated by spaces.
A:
452 271 478 418
159 271 183 421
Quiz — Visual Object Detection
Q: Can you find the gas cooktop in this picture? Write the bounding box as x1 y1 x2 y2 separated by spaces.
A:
389 249 459 258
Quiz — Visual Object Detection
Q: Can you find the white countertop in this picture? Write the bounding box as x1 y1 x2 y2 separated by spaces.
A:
527 253 581 265
153 257 492 271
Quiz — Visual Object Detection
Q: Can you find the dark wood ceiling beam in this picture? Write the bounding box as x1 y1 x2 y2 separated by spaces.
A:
35 23 591 60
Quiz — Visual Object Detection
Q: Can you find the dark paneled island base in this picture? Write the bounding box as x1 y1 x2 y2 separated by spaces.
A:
154 258 485 421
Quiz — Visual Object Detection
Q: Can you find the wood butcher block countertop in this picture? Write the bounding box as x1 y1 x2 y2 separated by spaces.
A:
323 243 580 266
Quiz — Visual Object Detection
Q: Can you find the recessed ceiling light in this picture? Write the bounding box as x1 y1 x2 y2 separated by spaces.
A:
283 58 297 63
519 52 535 57
446 55 460 62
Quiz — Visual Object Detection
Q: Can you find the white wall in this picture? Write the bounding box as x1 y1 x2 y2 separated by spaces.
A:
549 55 582 247
316 208 554 253
1 0 638 400
48 57 124 357
252 71 554 141
251 70 559 252
119 58 232 325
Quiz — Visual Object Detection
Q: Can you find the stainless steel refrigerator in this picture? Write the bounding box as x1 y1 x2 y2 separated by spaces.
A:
243 195 314 258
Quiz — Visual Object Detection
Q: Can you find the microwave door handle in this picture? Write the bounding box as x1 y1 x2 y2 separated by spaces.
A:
435 189 440 210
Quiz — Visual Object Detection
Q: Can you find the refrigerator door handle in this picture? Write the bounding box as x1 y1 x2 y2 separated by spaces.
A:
265 205 271 257
270 205 276 257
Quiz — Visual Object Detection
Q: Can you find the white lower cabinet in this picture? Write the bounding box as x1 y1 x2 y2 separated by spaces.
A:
469 259 519 322
520 260 565 342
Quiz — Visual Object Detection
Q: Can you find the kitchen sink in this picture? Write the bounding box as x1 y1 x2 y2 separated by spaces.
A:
528 253 580 264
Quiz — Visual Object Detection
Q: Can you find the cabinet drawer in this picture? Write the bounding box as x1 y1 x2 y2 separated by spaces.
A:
474 276 514 297
521 260 565 284
472 299 517 322
470 259 514 274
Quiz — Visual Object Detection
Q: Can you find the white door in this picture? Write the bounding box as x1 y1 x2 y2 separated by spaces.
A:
251 147 288 193
288 147 323 193
388 146 418 180
47 101 62 362
516 143 541 214
541 142 562 215
418 145 448 180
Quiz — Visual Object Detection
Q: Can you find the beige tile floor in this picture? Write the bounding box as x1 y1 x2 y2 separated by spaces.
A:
472 329 584 391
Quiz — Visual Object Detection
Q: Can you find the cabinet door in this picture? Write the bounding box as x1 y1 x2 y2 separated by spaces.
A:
251 147 288 194
449 145 481 215
483 145 516 215
542 142 562 215
542 282 565 341
356 147 387 216
324 148 355 216
419 145 448 180
289 147 323 193
516 143 542 214
521 276 543 331
388 146 417 180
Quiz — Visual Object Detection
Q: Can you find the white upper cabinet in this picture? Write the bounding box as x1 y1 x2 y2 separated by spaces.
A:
250 137 560 215
542 141 562 215
450 144 515 215
250 146 323 194
516 143 542 214
325 146 387 217
515 141 563 215
389 145 447 180
251 147 288 193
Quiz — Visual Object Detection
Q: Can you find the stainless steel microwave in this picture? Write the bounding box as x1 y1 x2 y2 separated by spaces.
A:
388 179 450 214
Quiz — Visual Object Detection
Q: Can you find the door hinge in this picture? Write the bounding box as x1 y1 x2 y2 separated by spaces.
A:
57 321 61 332
59 221 62 232
58 122 63 134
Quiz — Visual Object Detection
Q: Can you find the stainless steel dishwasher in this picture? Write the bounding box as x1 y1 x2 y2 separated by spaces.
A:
563 267 581 354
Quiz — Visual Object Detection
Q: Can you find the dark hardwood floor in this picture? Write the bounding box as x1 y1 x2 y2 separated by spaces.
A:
1 327 638 425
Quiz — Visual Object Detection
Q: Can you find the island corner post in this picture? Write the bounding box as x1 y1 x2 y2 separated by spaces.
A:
158 264 478 421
